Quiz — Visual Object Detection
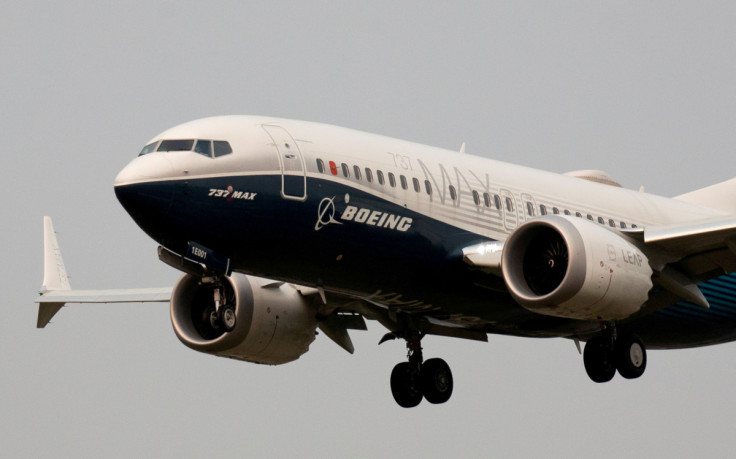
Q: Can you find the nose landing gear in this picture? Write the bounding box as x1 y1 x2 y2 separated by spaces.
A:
204 285 236 333
389 334 453 408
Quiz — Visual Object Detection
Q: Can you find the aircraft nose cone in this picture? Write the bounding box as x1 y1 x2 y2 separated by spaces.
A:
114 154 176 239
114 154 175 186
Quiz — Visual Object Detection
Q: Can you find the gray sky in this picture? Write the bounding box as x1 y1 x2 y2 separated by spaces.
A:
3 1 736 457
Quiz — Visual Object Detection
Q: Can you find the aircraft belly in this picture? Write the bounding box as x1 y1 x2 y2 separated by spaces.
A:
136 174 736 346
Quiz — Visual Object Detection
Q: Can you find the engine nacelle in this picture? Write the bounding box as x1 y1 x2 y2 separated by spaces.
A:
501 215 653 321
170 273 317 364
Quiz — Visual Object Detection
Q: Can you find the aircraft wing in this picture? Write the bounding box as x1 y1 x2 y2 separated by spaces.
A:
464 216 736 274
642 216 736 253
462 215 736 314
35 288 172 328
35 217 172 328
625 215 736 281
37 288 172 304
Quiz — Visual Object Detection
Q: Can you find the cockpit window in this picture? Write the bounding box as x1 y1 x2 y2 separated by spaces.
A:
194 140 212 157
138 141 159 156
158 139 195 152
213 141 233 157
142 139 233 158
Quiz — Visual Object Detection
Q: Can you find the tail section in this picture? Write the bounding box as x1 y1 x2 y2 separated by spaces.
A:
37 217 70 327
675 177 736 215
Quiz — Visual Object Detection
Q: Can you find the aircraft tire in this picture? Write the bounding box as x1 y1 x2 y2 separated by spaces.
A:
420 358 453 404
615 334 647 379
205 306 220 331
390 362 423 408
583 336 616 383
219 305 236 332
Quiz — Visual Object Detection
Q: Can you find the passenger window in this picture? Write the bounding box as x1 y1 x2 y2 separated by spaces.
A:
194 140 212 157
138 141 159 156
564 210 571 215
540 204 547 215
631 224 638 228
388 173 396 187
449 185 457 201
365 168 373 182
609 219 616 227
553 207 560 214
413 177 420 192
400 175 408 190
494 195 502 210
424 180 432 195
353 165 362 180
316 159 325 173
483 192 491 208
505 197 514 212
213 141 233 157
575 212 582 218
587 214 594 221
341 163 350 178
377 170 385 185
526 202 535 216
158 139 194 151
597 217 604 224
472 190 480 206
620 222 627 229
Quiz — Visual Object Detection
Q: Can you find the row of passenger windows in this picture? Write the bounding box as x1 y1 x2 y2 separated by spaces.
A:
317 159 434 195
139 139 233 158
532 204 637 229
316 159 638 229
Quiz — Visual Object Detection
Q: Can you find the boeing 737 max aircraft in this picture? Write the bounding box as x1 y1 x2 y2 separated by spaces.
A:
36 115 736 407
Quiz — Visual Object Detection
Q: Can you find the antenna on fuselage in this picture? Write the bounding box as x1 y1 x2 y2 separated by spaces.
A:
459 142 466 154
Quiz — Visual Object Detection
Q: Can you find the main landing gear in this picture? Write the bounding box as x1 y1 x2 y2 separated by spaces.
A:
204 285 236 333
389 334 453 408
583 325 646 383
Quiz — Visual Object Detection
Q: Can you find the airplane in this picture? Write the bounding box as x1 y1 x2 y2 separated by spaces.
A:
36 115 736 408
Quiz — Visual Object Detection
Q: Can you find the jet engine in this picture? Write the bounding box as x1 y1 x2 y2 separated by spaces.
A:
501 215 653 321
170 273 317 364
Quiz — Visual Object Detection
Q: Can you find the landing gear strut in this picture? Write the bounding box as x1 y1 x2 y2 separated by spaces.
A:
205 285 236 333
583 325 646 383
389 335 453 408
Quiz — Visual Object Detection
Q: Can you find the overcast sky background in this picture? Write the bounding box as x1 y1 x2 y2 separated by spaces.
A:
3 2 736 457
